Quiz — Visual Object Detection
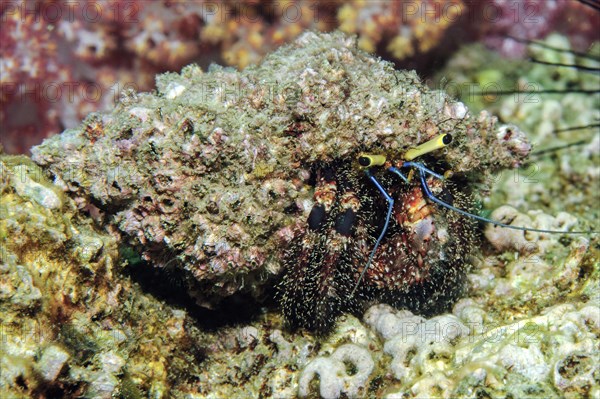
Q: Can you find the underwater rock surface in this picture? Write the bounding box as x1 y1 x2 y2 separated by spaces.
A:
0 154 208 398
32 31 530 306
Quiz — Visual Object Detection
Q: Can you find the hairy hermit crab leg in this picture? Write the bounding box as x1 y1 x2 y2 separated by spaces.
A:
350 169 395 297
409 162 596 235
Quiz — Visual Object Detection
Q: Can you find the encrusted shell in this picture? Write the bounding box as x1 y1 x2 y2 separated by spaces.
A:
32 31 529 304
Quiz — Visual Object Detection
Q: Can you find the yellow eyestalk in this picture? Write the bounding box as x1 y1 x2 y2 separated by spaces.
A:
403 134 452 161
357 154 386 168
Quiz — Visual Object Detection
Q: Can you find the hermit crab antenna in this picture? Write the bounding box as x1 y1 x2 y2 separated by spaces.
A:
412 164 596 235
351 169 394 297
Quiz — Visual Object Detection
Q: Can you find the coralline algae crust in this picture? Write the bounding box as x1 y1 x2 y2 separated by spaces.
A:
32 31 530 304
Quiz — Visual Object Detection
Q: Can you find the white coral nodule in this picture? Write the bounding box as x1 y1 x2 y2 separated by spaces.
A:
298 344 374 399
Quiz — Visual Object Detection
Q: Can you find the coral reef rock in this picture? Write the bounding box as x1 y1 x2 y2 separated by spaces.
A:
0 153 209 398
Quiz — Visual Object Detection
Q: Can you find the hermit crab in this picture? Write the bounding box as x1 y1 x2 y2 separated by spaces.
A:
279 133 590 334
30 31 594 335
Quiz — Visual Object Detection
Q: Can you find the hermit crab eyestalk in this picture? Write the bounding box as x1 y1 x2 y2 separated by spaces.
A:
404 133 452 161
357 154 386 168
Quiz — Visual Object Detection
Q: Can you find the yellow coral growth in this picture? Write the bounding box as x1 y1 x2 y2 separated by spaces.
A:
337 0 464 61
388 36 415 59
338 3 359 33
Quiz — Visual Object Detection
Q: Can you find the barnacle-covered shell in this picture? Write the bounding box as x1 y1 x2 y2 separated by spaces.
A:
32 31 529 304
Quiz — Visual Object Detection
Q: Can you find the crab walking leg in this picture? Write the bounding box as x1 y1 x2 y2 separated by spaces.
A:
310 190 362 332
280 165 368 333
279 168 337 330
